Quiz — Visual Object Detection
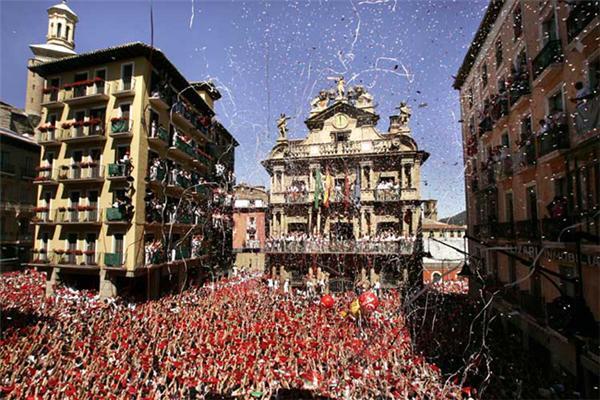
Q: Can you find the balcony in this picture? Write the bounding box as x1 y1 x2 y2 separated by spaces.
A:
112 77 136 98
56 208 101 225
496 222 515 239
41 88 64 109
374 188 401 201
573 93 599 146
36 128 60 145
51 252 100 267
172 102 198 133
149 90 172 111
514 142 537 171
285 192 309 204
478 116 493 136
538 124 570 158
514 219 540 241
520 292 547 324
58 164 104 183
105 207 130 225
265 239 414 255
167 136 196 162
541 217 576 242
148 125 169 147
63 81 109 106
110 118 133 138
59 123 106 143
244 239 261 249
0 161 15 176
107 163 130 181
33 168 58 185
20 166 36 179
532 40 564 81
31 209 55 225
104 252 123 267
509 76 531 109
567 1 599 42
498 155 513 179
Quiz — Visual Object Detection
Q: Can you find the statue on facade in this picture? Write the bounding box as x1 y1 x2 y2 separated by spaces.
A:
397 101 412 125
354 85 374 109
310 90 330 113
277 113 290 140
336 76 345 98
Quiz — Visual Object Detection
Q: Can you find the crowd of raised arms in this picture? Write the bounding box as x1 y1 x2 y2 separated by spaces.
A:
0 269 477 400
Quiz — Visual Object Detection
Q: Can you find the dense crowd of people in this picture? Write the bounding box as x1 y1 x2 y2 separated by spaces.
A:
265 232 415 254
0 269 473 399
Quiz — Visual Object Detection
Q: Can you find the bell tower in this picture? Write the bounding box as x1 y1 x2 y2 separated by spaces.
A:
25 1 79 122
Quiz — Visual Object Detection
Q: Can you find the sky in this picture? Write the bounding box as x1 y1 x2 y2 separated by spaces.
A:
0 0 487 218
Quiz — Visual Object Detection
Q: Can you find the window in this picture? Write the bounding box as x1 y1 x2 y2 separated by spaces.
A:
513 5 523 39
554 176 567 197
497 77 506 93
121 63 134 91
542 14 557 44
501 132 510 148
548 89 564 113
432 272 442 283
334 131 349 142
527 186 538 221
120 103 131 119
589 56 599 95
85 233 96 264
66 26 70 40
57 23 62 38
114 234 124 259
508 258 516 283
505 192 514 223
94 69 106 93
482 64 488 87
495 39 503 67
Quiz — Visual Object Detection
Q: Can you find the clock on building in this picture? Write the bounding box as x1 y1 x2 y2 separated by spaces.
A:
332 113 349 129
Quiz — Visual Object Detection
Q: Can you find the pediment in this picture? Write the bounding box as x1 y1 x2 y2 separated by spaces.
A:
304 101 379 130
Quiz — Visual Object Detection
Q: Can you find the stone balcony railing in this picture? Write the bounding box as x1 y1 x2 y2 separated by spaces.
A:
265 239 414 255
286 138 406 158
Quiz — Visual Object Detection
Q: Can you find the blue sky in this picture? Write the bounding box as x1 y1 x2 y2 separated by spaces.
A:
0 0 487 218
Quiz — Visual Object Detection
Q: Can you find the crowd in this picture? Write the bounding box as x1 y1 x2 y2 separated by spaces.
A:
0 269 472 399
265 232 415 254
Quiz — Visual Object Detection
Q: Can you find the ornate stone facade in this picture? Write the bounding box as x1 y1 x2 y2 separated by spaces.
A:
262 82 429 286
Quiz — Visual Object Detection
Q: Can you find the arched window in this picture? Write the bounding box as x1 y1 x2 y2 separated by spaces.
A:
57 23 62 38
432 272 442 283
66 26 70 40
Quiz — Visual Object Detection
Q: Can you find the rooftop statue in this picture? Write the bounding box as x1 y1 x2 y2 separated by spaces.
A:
397 101 412 125
277 113 291 140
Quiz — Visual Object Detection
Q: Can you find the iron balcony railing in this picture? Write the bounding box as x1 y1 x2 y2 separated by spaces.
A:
56 208 101 224
63 82 108 100
532 40 564 79
496 222 515 239
567 1 599 42
538 124 570 157
36 129 59 143
515 219 540 241
265 239 414 255
285 192 309 203
374 188 401 201
59 125 106 141
514 141 537 170
59 164 104 180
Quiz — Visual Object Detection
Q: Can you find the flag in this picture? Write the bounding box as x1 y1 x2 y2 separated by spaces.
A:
323 168 333 208
353 165 361 209
313 168 323 209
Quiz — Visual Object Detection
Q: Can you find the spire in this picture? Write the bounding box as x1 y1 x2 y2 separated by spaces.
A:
44 0 78 52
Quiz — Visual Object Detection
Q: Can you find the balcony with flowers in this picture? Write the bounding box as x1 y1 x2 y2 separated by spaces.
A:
59 118 105 143
36 123 60 145
41 86 63 108
31 207 54 225
62 77 109 106
57 162 104 183
31 249 50 264
537 113 570 159
33 166 58 185
56 206 101 225
171 101 213 141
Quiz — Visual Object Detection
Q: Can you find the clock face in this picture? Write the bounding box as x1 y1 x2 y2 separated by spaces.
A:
332 113 349 129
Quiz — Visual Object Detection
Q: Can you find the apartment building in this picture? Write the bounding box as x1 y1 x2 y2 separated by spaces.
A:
0 102 40 269
232 184 268 273
454 0 599 395
29 42 237 298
